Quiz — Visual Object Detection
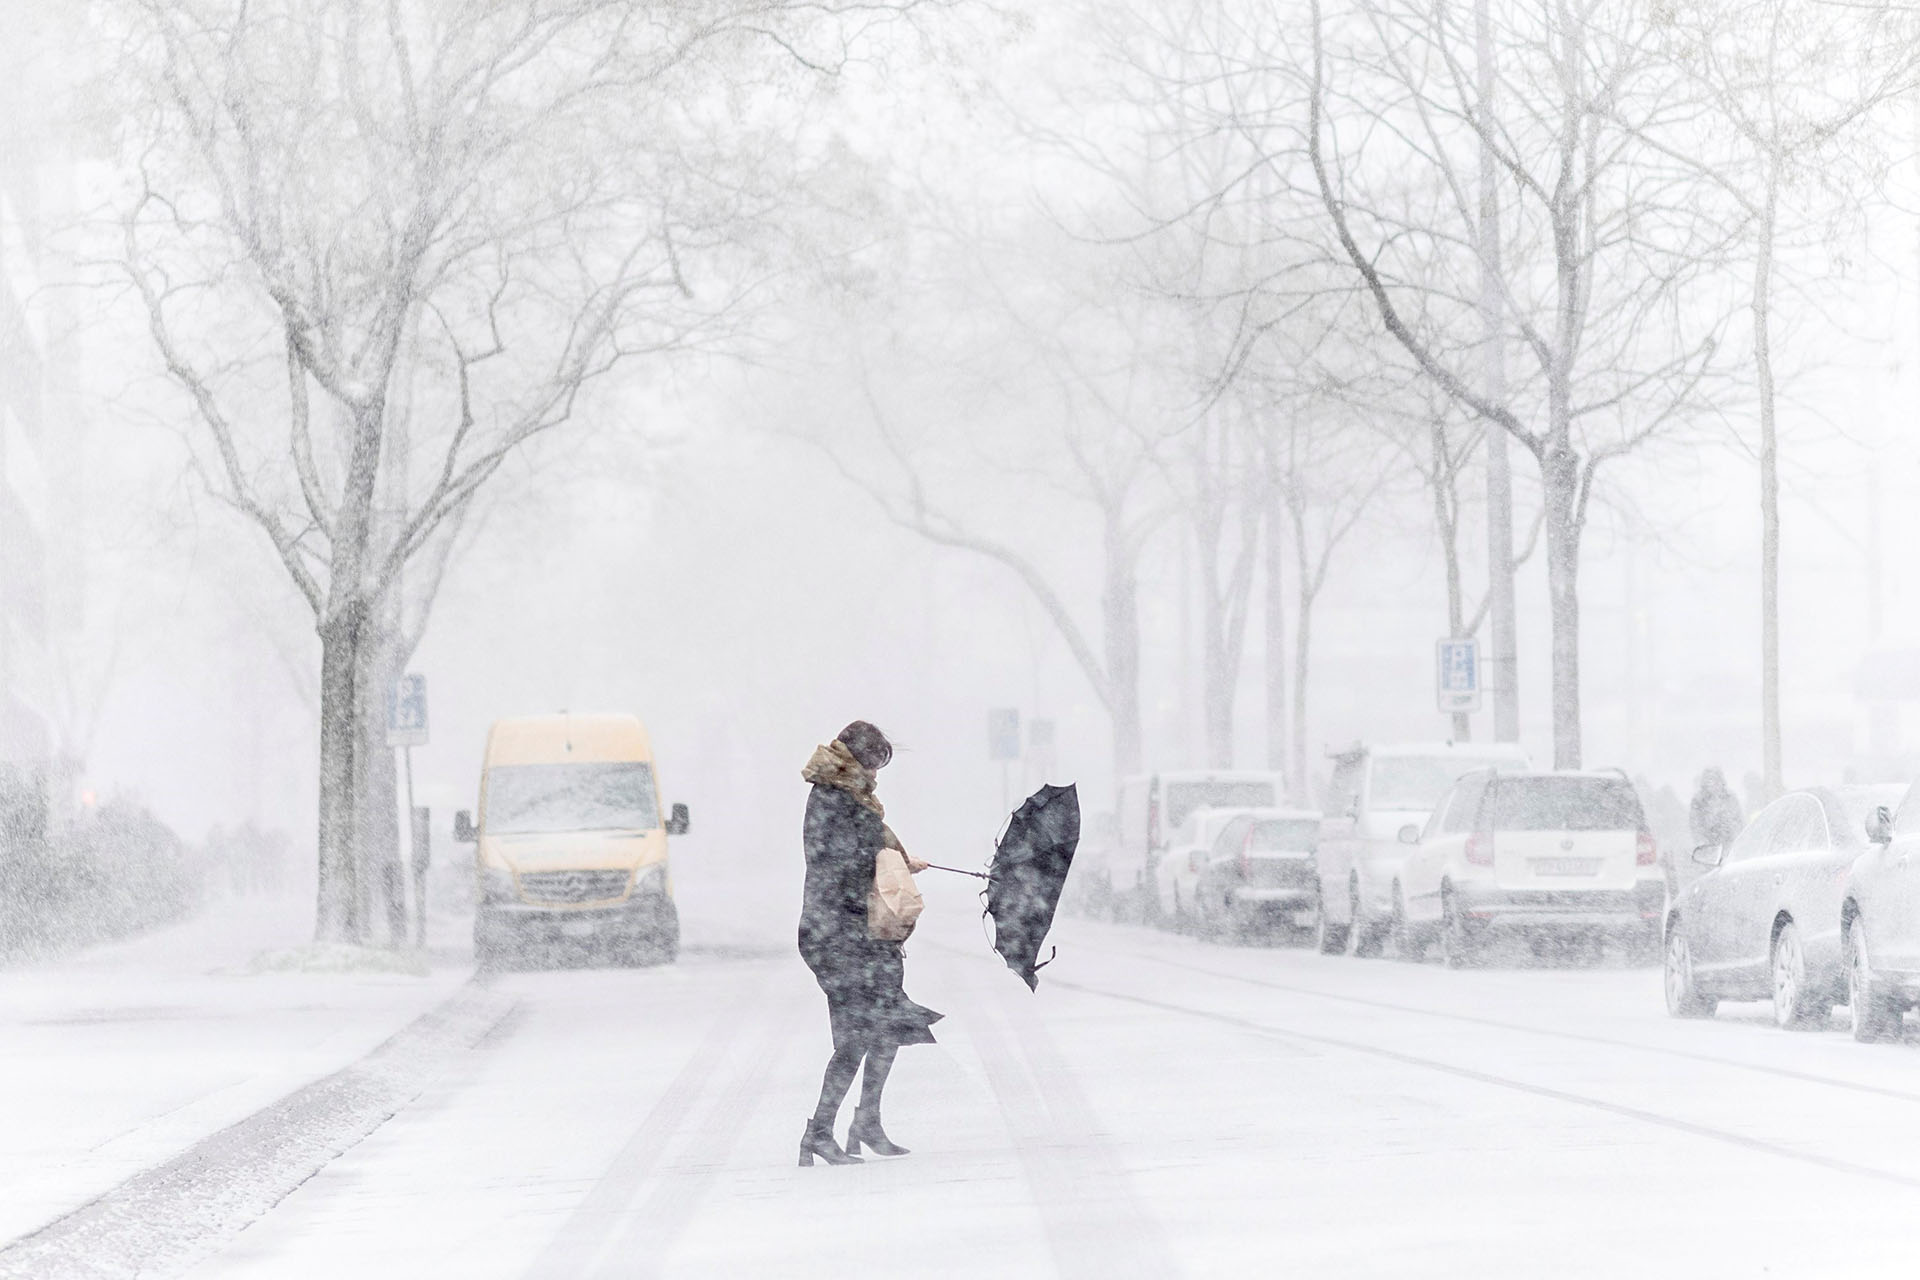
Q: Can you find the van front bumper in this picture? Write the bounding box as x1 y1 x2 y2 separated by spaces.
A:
475 890 676 948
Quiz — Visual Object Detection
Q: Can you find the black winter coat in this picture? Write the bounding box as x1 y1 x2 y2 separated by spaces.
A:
798 783 941 1052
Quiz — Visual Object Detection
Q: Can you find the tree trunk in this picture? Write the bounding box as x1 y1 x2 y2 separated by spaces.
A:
1542 443 1583 770
1433 421 1471 743
356 611 407 946
1290 572 1314 807
1476 0 1519 745
1755 166 1783 802
1202 576 1234 769
1264 468 1287 774
315 608 365 943
1103 512 1143 779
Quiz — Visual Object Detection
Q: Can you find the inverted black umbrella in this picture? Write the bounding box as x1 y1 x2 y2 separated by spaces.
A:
926 783 1081 990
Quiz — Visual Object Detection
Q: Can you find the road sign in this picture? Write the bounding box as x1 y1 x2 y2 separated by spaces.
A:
988 708 1021 761
387 673 429 747
1436 639 1481 714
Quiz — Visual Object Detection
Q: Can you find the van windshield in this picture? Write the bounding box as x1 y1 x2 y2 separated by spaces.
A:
1370 757 1516 811
1167 781 1276 830
486 762 659 834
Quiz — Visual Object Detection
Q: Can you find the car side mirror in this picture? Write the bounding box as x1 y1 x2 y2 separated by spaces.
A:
665 803 690 836
1866 806 1893 845
453 810 476 844
1691 843 1723 869
1397 824 1421 845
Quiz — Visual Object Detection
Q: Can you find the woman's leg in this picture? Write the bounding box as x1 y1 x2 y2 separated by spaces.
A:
857 1044 897 1115
811 1046 862 1130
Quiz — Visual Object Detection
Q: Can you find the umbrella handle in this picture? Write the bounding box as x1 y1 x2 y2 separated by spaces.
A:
921 862 991 880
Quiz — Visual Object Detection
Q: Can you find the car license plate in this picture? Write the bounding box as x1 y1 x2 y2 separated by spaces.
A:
1293 910 1318 926
1531 858 1599 877
561 919 594 938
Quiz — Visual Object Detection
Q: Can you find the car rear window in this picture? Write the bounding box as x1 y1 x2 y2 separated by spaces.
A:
1249 820 1318 852
1483 777 1643 832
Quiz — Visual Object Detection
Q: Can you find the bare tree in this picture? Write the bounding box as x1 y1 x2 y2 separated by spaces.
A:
112 0 928 942
1306 0 1735 766
1649 0 1918 799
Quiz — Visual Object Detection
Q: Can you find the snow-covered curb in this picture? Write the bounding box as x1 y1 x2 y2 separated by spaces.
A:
0 980 516 1280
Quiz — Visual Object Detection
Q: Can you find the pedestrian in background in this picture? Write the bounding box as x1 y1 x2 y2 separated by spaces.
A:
796 721 942 1167
1689 768 1745 853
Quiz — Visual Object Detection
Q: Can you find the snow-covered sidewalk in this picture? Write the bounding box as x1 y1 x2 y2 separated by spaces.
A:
0 897 472 1248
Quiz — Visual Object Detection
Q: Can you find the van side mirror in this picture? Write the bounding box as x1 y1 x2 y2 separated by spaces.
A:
453 810 476 844
1397 824 1421 845
665 803 690 836
1692 843 1723 869
1866 806 1893 845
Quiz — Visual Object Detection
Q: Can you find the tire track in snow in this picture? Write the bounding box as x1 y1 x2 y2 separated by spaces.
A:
580 994 801 1279
523 972 783 1278
1052 975 1920 1192
0 981 517 1280
966 967 1182 1280
1088 940 1920 1106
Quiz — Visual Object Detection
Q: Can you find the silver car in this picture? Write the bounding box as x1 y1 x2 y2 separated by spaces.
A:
1841 779 1920 1042
1664 785 1903 1028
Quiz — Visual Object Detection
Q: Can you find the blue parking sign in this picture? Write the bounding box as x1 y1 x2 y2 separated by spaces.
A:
387 674 429 747
1436 639 1480 714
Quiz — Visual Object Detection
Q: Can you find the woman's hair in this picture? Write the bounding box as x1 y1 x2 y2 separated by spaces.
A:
836 720 893 770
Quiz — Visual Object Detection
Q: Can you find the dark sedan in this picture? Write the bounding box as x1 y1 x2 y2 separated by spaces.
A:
1664 784 1904 1028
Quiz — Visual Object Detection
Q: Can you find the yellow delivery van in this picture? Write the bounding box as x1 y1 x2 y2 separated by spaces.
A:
455 713 688 967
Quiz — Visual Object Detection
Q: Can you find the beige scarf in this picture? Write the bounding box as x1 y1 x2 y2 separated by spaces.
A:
803 740 906 852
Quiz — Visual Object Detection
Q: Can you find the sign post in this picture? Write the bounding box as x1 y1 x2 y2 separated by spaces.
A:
1436 639 1482 724
386 674 429 947
988 708 1021 815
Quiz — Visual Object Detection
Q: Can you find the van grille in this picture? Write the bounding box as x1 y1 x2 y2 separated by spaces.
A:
518 869 632 905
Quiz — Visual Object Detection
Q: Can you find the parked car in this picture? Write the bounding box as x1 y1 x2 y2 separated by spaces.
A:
1152 809 1252 932
1838 780 1920 1042
1186 809 1323 942
1664 785 1902 1028
1400 769 1663 967
1113 770 1285 921
1315 742 1530 956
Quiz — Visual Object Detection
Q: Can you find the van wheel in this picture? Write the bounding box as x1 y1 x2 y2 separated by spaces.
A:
1351 880 1386 958
1389 886 1423 961
1315 903 1349 955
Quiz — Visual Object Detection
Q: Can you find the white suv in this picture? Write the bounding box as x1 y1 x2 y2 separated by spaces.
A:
1399 770 1665 966
1315 742 1530 956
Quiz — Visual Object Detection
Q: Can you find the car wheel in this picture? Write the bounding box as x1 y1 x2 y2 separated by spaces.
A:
1663 924 1716 1019
1351 879 1387 958
1315 896 1350 955
1770 920 1821 1030
1389 886 1422 962
1441 890 1478 969
1848 919 1901 1043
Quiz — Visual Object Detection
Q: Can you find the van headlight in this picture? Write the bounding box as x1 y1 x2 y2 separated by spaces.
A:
480 866 517 904
632 864 667 897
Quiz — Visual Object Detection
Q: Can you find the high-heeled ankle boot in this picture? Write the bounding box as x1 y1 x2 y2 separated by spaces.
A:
799 1118 862 1167
846 1106 909 1157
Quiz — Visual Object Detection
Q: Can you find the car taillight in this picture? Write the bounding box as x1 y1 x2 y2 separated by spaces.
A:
1636 829 1658 867
1239 829 1253 877
1465 832 1493 866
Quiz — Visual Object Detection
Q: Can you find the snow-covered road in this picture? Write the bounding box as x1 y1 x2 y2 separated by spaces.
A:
123 900 1920 1280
